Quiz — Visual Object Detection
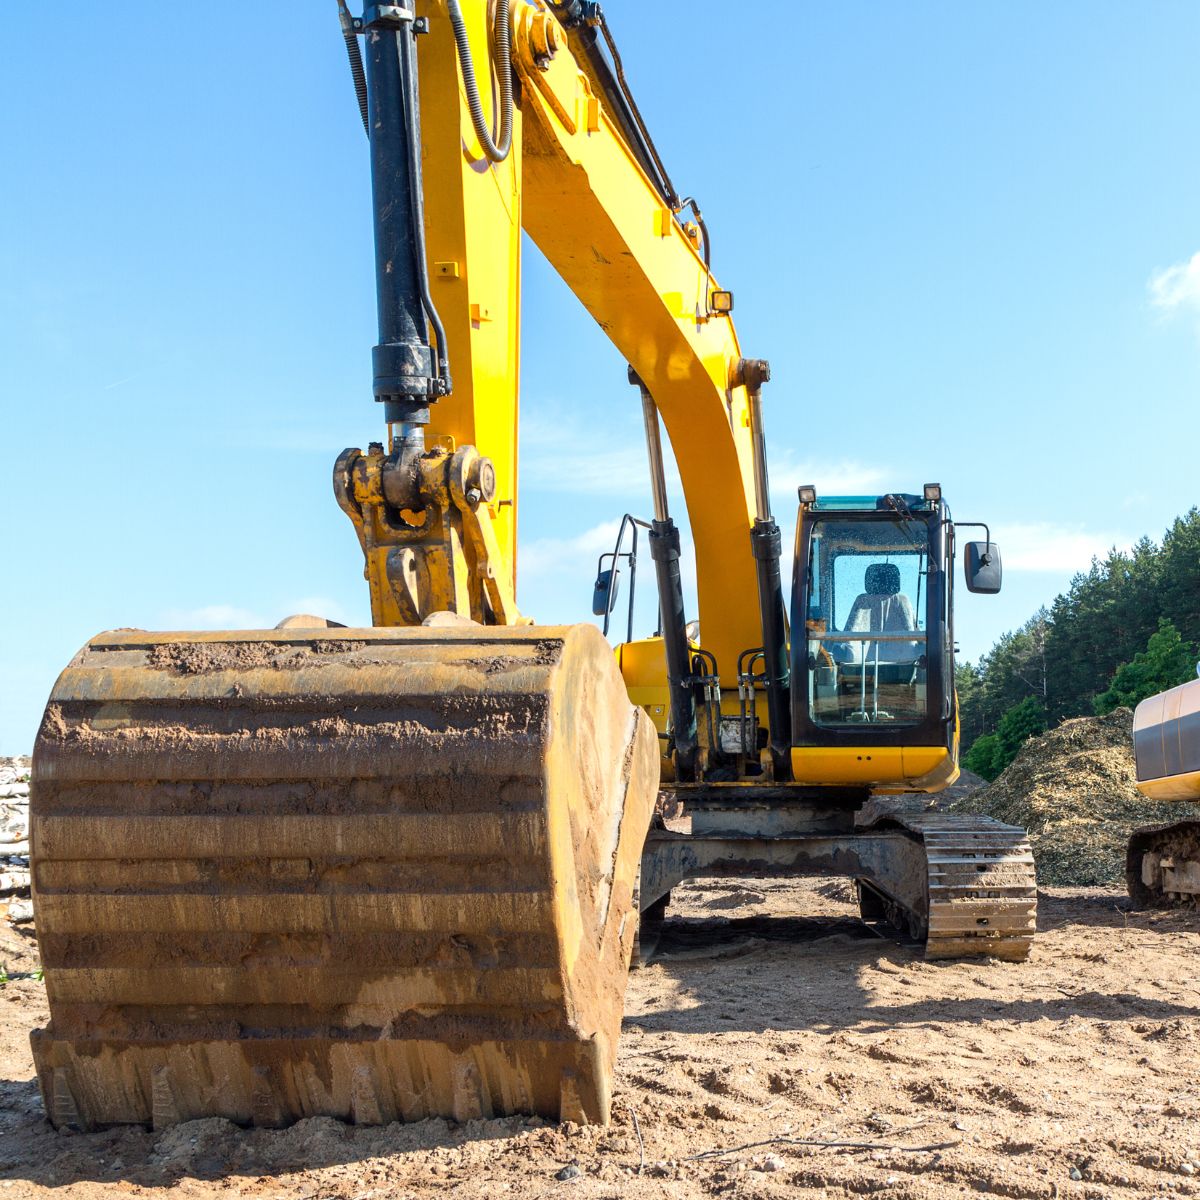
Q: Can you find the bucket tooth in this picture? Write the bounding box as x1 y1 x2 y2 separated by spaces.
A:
350 1065 384 1126
251 1067 286 1128
29 625 658 1130
150 1065 182 1130
451 1058 486 1123
501 1068 532 1114
50 1067 86 1132
559 1068 588 1125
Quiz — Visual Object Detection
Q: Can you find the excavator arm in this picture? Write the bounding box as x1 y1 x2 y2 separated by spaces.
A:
335 0 767 673
333 0 791 781
30 1 699 1132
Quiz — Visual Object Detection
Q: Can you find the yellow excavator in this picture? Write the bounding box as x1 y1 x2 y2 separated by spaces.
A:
28 0 1037 1132
1127 674 1200 903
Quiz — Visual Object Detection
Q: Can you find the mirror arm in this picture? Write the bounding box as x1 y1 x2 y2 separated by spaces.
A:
954 521 993 564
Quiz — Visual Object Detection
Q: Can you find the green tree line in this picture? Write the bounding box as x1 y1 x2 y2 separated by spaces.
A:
958 509 1200 780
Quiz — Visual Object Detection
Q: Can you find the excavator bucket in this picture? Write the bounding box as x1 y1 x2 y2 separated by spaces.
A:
28 624 658 1130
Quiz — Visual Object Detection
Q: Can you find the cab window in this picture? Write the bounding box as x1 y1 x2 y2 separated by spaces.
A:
804 518 930 727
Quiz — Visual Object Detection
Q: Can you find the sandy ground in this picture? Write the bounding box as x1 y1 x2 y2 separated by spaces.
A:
3 878 1200 1199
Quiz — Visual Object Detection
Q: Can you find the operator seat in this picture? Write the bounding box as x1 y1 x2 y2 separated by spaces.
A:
841 563 922 666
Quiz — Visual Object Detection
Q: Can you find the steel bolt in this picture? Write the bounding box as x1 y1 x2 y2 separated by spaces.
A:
530 12 560 65
468 457 497 503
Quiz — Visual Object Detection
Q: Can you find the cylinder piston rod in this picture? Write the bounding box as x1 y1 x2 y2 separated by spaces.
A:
362 3 450 442
633 368 697 780
737 358 791 780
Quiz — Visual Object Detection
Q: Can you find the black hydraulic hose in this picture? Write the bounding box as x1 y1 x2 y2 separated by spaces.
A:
752 519 793 780
396 21 452 392
679 195 713 312
597 18 679 210
649 518 698 781
447 0 513 163
336 0 370 134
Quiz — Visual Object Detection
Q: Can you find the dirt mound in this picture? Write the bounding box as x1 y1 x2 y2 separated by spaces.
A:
952 707 1200 885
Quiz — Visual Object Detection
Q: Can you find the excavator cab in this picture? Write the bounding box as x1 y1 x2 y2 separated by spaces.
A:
791 490 957 789
783 488 1007 793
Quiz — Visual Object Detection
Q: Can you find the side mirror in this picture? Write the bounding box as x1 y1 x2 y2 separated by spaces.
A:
592 567 620 615
964 541 1002 594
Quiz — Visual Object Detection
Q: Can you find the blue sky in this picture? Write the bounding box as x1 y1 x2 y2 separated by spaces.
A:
3 3 1199 753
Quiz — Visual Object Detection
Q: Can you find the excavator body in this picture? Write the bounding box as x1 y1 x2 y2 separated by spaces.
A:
1126 675 1200 904
29 0 1036 1131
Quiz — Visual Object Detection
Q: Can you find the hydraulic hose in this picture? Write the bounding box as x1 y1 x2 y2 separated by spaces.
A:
447 0 513 163
397 21 452 394
336 0 370 134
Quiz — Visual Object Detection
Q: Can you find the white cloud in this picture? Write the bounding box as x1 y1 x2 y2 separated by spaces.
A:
287 596 354 625
770 455 888 502
520 520 624 578
520 417 651 496
227 424 381 455
990 522 1127 573
157 596 356 631
159 603 271 629
522 516 1125 584
517 517 697 633
1149 251 1200 315
522 411 889 518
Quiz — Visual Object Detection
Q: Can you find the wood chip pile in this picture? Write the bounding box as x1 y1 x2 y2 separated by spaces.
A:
951 708 1200 886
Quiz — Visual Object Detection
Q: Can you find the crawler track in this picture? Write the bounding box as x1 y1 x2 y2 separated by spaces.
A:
862 812 1037 962
1127 819 1200 907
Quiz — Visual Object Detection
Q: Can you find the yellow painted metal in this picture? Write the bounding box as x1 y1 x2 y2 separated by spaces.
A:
335 442 526 626
615 636 676 779
341 1 526 628
417 0 523 577
901 746 957 790
616 637 671 737
512 3 761 675
1136 768 1200 802
790 745 955 790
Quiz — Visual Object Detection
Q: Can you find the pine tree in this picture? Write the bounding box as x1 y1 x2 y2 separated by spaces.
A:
995 696 1047 764
1094 618 1199 715
963 731 1002 781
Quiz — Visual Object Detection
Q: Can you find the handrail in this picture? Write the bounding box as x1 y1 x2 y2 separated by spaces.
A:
595 514 651 643
808 631 926 643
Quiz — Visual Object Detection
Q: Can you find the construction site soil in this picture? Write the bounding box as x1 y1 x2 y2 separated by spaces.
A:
3 717 1200 1198
3 879 1200 1199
